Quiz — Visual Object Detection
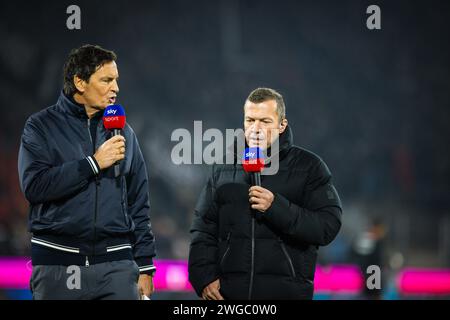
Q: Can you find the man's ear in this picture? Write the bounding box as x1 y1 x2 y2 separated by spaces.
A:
279 118 288 134
73 75 86 93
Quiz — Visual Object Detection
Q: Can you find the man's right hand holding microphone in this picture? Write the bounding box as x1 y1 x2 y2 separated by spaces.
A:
93 135 126 170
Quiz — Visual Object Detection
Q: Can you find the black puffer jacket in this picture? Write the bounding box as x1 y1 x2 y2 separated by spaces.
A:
188 126 342 300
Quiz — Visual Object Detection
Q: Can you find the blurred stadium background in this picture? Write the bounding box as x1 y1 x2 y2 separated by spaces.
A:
0 0 449 299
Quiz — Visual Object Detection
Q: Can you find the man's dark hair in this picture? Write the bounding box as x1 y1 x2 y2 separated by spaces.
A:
63 44 117 96
245 87 286 121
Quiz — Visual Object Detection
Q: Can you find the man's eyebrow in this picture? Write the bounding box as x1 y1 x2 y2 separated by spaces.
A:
100 76 118 80
246 116 273 121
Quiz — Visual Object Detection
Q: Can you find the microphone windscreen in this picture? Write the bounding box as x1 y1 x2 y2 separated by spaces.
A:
103 105 126 130
242 147 264 173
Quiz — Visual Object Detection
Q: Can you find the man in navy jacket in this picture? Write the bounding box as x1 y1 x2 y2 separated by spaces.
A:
18 44 156 299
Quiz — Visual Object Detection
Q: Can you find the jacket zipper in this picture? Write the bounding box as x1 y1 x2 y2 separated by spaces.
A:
248 217 255 300
219 232 232 268
121 176 128 225
87 119 99 259
93 177 99 257
279 239 296 278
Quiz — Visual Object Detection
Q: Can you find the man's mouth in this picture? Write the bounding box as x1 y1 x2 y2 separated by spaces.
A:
249 138 266 146
108 97 116 104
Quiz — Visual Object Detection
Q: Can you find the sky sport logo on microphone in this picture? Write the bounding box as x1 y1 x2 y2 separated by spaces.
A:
103 105 126 130
242 147 264 173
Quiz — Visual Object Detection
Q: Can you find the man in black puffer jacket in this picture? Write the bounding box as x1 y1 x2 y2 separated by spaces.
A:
189 88 342 300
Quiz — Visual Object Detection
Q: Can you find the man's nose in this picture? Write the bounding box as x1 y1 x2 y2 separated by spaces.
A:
111 79 119 93
252 121 262 133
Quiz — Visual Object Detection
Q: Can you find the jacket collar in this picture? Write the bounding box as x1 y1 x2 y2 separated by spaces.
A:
55 91 90 119
264 125 293 163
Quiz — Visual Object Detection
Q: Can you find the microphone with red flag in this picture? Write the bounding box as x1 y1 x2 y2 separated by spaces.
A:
242 147 264 186
103 105 126 177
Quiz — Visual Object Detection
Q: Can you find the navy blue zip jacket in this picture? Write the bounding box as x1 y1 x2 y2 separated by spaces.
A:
18 92 156 274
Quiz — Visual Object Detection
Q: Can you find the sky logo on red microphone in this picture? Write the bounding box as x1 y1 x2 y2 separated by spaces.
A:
242 147 265 173
103 105 126 130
